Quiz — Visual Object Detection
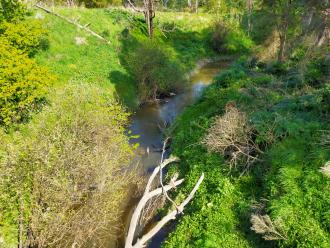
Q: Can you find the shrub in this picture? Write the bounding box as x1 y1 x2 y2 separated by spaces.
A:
0 38 53 126
0 20 48 56
254 74 273 86
210 21 229 53
250 214 287 240
213 62 248 88
202 104 260 171
123 40 185 102
265 61 288 75
211 21 253 54
0 84 138 248
0 0 26 22
78 0 122 8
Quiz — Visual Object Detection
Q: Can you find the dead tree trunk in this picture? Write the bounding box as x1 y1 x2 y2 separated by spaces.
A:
143 0 155 37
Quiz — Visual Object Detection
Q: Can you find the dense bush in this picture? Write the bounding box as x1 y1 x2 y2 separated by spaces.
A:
0 38 53 126
0 20 48 56
211 21 253 54
0 0 25 22
123 40 186 102
0 84 138 248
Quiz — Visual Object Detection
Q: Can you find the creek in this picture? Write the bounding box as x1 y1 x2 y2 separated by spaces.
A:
126 59 230 247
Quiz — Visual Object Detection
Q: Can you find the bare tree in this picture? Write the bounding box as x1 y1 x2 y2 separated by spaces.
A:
125 140 204 248
127 0 156 37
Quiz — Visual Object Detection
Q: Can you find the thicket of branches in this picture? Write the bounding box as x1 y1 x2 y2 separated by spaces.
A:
202 104 261 171
0 84 138 248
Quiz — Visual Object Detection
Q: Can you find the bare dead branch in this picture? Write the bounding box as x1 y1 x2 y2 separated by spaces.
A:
127 0 145 12
132 173 204 248
125 146 204 248
320 161 330 177
251 214 287 241
35 3 110 44
202 104 261 172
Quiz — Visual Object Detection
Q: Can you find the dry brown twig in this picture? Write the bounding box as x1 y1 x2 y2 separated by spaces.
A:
202 104 262 173
320 161 330 177
250 214 287 241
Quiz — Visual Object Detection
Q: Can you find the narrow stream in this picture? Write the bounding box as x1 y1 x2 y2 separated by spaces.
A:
126 59 230 247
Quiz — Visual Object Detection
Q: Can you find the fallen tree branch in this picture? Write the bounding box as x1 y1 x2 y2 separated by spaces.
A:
125 150 204 248
159 138 181 213
127 0 145 13
133 173 204 248
35 3 110 44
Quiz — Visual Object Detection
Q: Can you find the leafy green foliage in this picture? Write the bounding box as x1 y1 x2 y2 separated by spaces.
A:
0 20 48 56
211 21 253 54
0 0 26 22
122 39 186 101
77 0 122 8
163 54 330 247
0 38 53 126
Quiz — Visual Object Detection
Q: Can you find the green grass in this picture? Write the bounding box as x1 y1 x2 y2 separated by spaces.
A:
34 7 216 108
34 8 137 107
162 57 330 247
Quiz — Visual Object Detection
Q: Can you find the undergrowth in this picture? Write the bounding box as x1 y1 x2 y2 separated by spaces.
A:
162 53 330 247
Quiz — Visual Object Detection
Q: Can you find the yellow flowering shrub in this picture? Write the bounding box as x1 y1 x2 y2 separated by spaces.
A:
0 38 53 126
0 20 48 56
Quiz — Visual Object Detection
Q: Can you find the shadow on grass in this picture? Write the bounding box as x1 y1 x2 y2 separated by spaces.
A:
110 19 214 108
108 70 138 109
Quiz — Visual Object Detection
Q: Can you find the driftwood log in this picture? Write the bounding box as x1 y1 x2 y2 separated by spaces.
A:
125 139 204 248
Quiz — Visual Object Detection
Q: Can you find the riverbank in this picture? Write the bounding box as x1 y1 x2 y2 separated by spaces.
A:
35 7 216 108
161 56 330 247
124 59 231 248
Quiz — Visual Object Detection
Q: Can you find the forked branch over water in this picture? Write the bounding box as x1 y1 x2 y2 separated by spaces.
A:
125 141 204 248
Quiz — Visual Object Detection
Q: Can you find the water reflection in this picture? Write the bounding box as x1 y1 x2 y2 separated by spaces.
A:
128 60 229 170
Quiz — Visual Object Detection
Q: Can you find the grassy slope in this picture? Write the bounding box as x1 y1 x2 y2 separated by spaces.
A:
35 7 215 108
163 59 330 247
35 7 137 106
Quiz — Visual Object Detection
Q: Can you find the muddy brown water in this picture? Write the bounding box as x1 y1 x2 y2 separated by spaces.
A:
125 59 230 248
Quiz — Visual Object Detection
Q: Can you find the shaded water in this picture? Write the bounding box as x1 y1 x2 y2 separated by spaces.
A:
128 60 230 170
126 59 230 247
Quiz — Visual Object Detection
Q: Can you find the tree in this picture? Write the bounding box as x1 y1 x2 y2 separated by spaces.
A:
127 0 156 37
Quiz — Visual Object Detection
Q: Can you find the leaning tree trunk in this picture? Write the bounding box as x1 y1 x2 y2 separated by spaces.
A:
277 1 291 62
278 29 287 62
